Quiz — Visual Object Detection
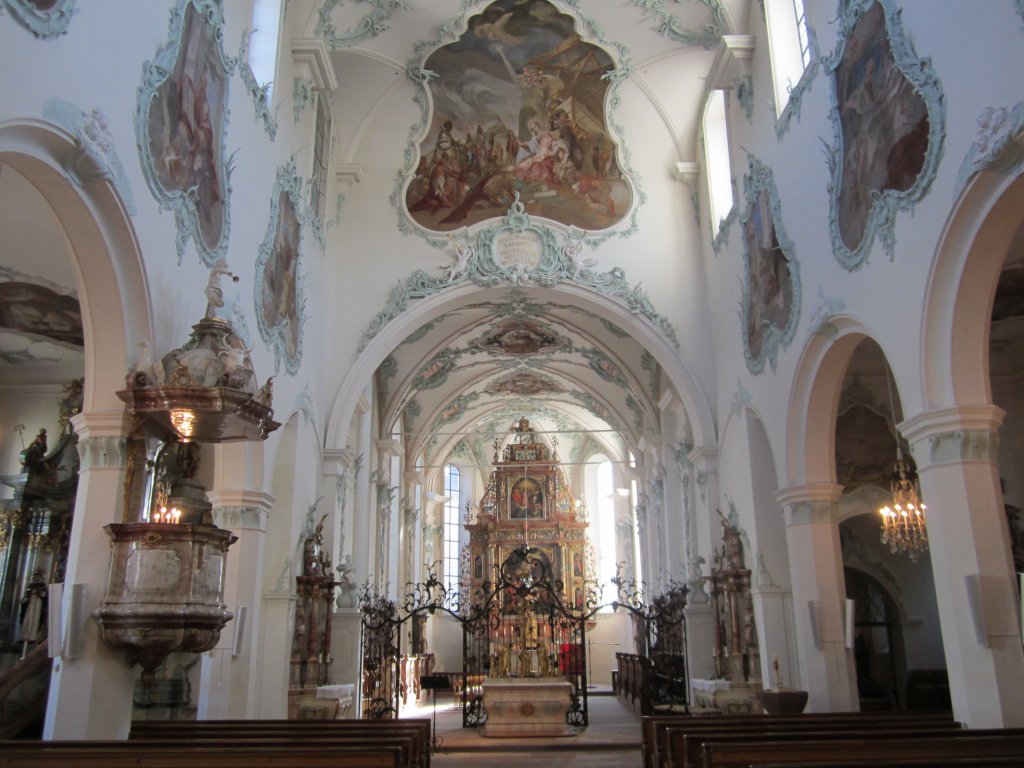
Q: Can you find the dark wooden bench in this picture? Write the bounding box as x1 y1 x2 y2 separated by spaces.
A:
131 718 431 768
700 731 1024 768
752 758 1024 768
642 711 956 768
0 739 404 767
671 723 964 768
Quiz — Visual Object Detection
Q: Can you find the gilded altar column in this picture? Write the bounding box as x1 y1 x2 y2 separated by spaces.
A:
44 411 136 739
901 405 1024 727
776 483 857 712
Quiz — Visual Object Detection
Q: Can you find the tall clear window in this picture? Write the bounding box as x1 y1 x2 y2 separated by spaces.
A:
702 90 733 233
311 93 331 220
443 464 461 595
595 458 616 586
249 0 283 102
765 0 812 116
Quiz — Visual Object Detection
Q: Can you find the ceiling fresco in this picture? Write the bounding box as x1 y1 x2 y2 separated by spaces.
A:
404 0 633 232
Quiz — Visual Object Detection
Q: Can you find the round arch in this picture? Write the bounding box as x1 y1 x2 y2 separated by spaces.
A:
922 155 1024 410
786 316 905 488
324 281 716 455
0 119 151 412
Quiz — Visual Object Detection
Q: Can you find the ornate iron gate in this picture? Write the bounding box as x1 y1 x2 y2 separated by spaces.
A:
460 545 593 727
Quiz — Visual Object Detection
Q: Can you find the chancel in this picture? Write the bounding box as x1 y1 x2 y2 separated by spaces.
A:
1 1 1024 766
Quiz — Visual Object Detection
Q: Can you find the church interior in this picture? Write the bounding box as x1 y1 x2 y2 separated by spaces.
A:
2 0 1024 764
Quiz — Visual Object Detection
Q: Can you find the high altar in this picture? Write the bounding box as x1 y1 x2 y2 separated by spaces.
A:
465 419 588 736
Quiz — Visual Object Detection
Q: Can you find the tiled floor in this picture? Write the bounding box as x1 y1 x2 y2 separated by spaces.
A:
405 692 642 767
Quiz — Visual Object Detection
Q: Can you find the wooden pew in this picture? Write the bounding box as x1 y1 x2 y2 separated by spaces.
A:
642 711 955 768
131 718 431 768
671 723 964 768
0 739 404 767
752 758 1024 768
699 731 1024 768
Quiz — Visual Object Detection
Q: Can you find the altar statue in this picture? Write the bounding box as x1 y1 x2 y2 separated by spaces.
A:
517 597 539 649
494 643 510 677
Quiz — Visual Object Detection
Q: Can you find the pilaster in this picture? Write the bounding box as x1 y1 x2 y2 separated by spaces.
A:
900 405 1024 727
776 483 857 712
45 411 135 739
198 490 274 719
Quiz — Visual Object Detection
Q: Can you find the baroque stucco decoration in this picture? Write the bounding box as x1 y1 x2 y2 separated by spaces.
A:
255 158 308 375
824 0 945 270
2 0 75 39
393 0 643 250
43 98 137 214
739 157 800 375
630 0 725 48
955 103 1024 199
315 0 407 48
136 0 236 266
358 196 679 354
238 30 279 141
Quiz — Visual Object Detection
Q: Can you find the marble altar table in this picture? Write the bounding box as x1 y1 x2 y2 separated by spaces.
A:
481 678 576 737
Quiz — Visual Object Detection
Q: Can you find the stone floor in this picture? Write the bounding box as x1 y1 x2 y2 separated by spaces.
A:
403 689 642 767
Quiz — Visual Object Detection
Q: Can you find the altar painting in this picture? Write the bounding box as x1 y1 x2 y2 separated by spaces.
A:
508 475 546 520
139 0 231 263
833 1 930 256
405 0 631 232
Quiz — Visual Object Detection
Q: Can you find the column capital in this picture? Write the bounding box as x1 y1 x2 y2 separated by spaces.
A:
208 490 274 531
687 446 718 470
322 448 356 474
901 405 1005 468
777 483 843 525
777 482 843 506
375 438 401 461
70 409 129 440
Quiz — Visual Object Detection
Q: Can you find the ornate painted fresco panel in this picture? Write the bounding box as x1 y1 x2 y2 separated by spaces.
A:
0 282 82 347
255 161 306 374
2 0 76 38
136 0 234 265
404 0 632 232
740 158 800 375
826 0 944 269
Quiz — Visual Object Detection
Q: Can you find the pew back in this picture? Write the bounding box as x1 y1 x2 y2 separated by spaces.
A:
701 731 1024 768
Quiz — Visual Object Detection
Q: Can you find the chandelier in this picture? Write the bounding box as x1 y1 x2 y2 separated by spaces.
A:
878 366 928 561
879 456 928 561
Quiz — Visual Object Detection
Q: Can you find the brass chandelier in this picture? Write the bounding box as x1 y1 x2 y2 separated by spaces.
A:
878 367 928 561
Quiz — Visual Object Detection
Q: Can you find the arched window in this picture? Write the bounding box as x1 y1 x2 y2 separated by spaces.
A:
702 89 733 234
764 0 812 116
583 455 618 590
443 464 461 595
249 0 283 102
